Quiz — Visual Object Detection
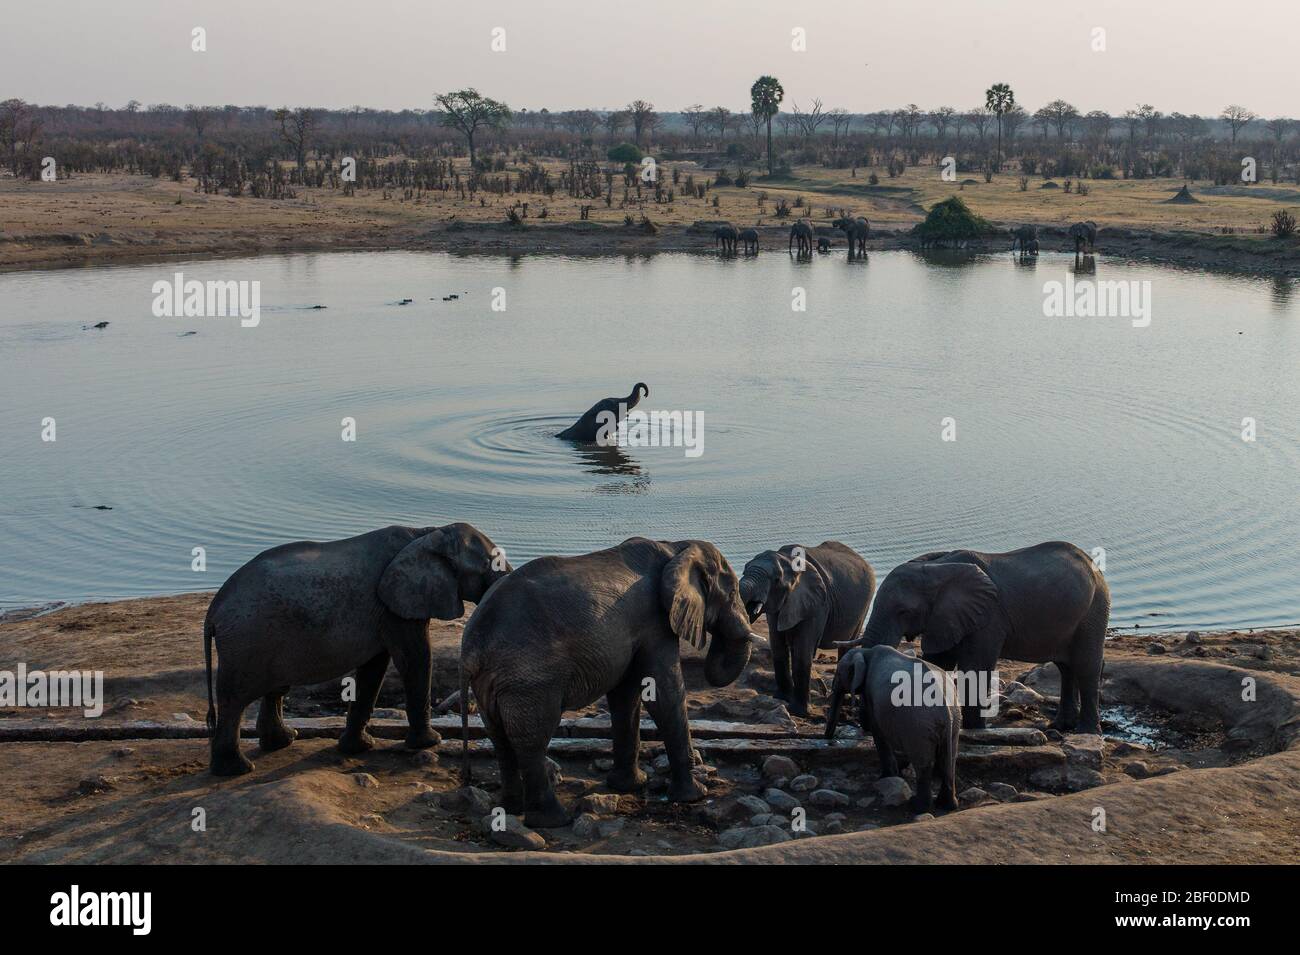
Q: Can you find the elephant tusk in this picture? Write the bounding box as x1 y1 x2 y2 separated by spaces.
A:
748 631 769 648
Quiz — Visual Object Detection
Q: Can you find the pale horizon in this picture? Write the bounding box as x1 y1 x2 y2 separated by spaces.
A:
2 0 1296 118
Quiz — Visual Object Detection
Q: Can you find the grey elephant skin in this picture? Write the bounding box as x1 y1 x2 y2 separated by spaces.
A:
738 227 759 254
556 382 648 442
842 541 1109 733
833 216 870 256
204 522 511 776
1068 220 1098 253
788 220 814 254
824 645 960 813
1009 224 1038 252
713 225 738 254
739 541 875 717
460 537 759 828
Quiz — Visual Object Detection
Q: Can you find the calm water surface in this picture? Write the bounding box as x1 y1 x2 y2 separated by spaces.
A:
1 250 1297 630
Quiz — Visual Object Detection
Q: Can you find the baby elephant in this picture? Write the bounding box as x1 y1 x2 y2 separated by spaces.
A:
825 645 960 814
204 522 511 776
739 542 875 717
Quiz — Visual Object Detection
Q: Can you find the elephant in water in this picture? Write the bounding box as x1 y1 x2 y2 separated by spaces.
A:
556 382 649 442
739 542 875 716
1068 220 1098 253
1009 224 1038 253
833 216 870 256
788 220 814 255
460 537 762 827
204 522 511 775
825 645 960 814
839 541 1109 733
738 227 759 254
713 225 738 254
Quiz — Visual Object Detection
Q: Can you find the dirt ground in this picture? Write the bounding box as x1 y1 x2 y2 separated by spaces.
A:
2 594 1298 864
3 165 1298 277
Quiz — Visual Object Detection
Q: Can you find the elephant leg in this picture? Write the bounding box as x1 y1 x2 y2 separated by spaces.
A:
770 627 793 704
872 725 900 778
1051 662 1078 731
788 628 817 718
605 674 647 792
339 650 388 754
911 763 935 814
390 630 439 749
643 657 706 803
480 710 523 814
210 669 255 776
512 701 568 828
936 734 959 810
1070 649 1103 736
256 688 296 752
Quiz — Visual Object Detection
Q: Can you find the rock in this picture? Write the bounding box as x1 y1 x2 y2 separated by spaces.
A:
912 813 935 822
958 786 990 806
414 750 439 767
648 776 669 792
873 776 913 807
111 747 134 758
350 773 380 789
736 794 772 816
855 796 877 810
591 758 615 773
790 774 820 792
440 786 493 815
578 793 621 815
768 776 790 790
985 782 1019 801
759 706 798 730
652 754 672 775
359 813 384 827
719 825 793 849
1123 760 1183 780
1006 685 1045 707
77 775 115 794
1111 741 1148 756
598 817 626 837
572 813 601 839
694 801 749 829
750 813 776 826
764 788 802 812
372 708 405 719
762 755 800 779
1146 642 1169 655
1013 791 1053 802
483 815 546 850
1029 765 1105 792
411 782 433 793
823 819 846 834
1063 733 1104 770
856 822 881 831
794 822 820 838
808 789 850 809
1183 631 1202 645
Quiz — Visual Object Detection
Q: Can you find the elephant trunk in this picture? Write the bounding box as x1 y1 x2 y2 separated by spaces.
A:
625 382 648 408
824 678 845 739
704 613 754 687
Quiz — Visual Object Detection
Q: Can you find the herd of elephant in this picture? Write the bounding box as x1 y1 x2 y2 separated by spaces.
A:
1010 221 1099 256
203 522 1110 824
713 216 871 258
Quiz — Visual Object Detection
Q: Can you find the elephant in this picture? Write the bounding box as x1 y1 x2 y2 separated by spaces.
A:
713 225 738 254
739 542 875 717
738 227 759 254
1068 220 1098 254
824 645 960 814
1027 238 1040 255
204 522 511 776
556 382 649 442
838 541 1109 734
459 537 761 827
833 216 870 256
817 237 831 253
788 220 814 255
1009 224 1038 252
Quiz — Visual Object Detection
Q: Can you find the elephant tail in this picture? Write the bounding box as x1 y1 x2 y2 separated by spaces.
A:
203 615 216 734
459 660 472 785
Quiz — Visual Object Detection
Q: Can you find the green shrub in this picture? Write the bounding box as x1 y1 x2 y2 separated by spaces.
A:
913 196 996 246
607 143 642 163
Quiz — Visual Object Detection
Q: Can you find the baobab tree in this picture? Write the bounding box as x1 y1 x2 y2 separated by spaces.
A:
603 109 628 143
433 89 511 169
1221 104 1256 144
626 100 656 146
711 106 731 142
985 82 1015 170
750 75 784 175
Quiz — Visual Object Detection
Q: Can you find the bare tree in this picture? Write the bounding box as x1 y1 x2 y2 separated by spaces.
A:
966 107 991 145
830 108 852 145
791 99 827 140
929 106 956 142
683 104 707 142
710 106 731 142
274 107 318 175
626 100 656 146
1265 117 1292 183
186 105 212 145
603 109 628 142
1040 99 1079 140
0 98 41 175
1221 104 1257 144
433 89 511 168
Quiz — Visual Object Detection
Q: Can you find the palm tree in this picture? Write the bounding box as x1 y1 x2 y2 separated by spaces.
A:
750 76 785 175
985 83 1016 173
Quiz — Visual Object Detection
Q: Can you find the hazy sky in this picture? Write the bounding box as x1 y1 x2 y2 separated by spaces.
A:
2 0 1294 117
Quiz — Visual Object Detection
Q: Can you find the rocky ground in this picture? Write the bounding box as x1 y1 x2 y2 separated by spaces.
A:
2 594 1298 863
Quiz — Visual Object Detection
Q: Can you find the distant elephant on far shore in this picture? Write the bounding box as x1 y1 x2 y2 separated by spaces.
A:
788 220 814 255
738 228 759 254
714 225 738 254
1068 220 1097 253
1009 224 1038 253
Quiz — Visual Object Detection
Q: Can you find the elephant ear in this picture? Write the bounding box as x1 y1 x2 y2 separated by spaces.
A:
661 544 708 651
776 558 829 631
923 562 998 655
377 530 463 621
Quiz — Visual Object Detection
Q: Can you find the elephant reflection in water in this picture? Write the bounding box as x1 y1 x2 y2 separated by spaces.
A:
1071 254 1096 275
568 442 651 493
